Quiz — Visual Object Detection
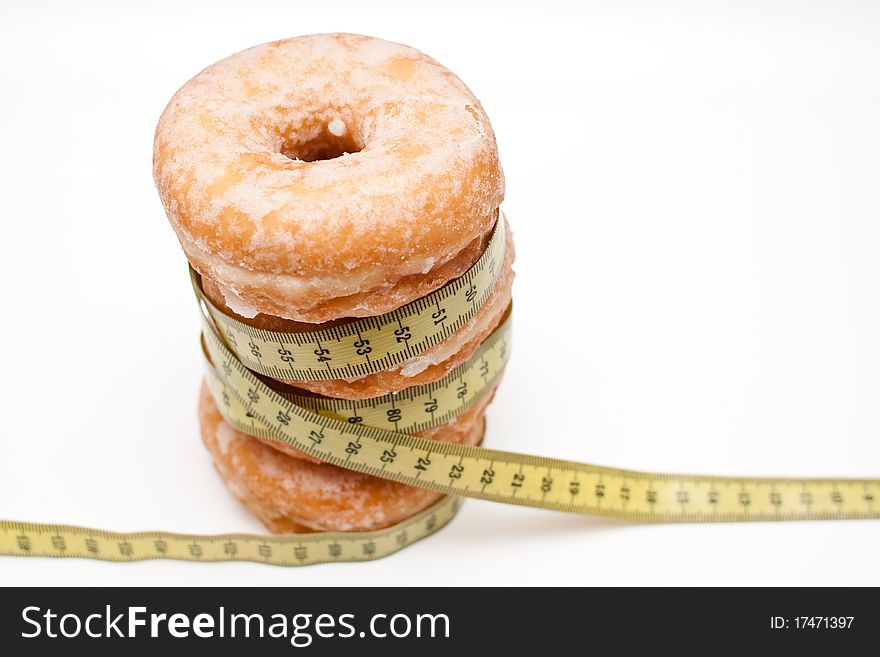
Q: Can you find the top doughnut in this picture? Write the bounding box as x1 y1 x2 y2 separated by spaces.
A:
154 33 504 323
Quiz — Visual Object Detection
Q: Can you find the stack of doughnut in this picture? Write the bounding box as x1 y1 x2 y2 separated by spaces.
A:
153 34 513 533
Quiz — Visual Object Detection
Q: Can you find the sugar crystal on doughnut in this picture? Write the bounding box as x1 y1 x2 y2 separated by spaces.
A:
327 117 347 137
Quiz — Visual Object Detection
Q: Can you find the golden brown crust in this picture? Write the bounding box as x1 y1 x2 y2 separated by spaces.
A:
199 219 492 324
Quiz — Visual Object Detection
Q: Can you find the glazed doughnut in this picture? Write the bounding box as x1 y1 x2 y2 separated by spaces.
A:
198 381 492 532
155 33 514 534
153 33 504 323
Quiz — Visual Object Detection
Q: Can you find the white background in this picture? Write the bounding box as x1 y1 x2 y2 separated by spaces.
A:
1 0 878 586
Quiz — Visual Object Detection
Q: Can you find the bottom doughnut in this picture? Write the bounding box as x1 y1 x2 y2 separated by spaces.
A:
198 381 492 533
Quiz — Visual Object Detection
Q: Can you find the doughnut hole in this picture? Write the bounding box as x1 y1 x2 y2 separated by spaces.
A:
280 116 363 162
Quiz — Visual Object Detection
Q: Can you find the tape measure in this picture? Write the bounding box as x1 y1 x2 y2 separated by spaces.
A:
2 219 878 567
203 309 512 434
197 317 879 523
0 498 461 567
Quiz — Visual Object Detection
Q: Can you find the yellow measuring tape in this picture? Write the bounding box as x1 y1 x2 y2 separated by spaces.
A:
1 218 878 566
0 499 461 567
197 319 879 523
204 311 511 434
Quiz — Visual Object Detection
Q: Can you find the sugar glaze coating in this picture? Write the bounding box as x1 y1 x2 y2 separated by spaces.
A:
154 33 504 322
